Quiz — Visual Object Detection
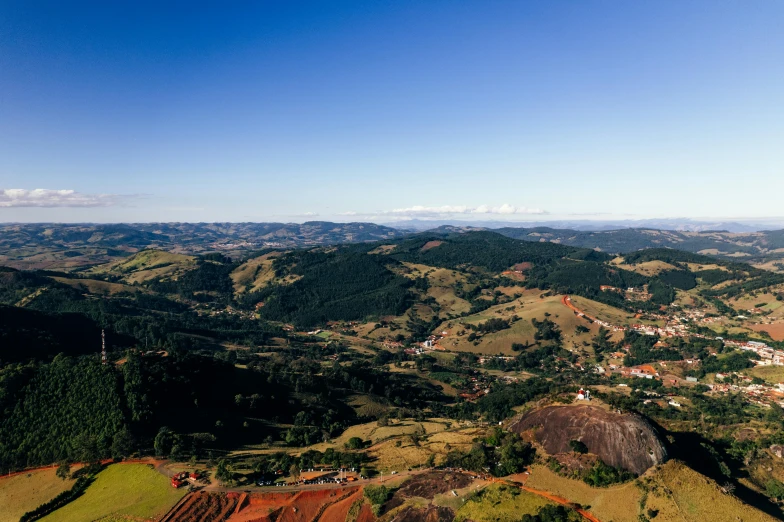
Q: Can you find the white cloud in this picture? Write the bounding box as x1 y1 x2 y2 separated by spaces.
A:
337 211 357 216
0 188 134 208
384 204 546 218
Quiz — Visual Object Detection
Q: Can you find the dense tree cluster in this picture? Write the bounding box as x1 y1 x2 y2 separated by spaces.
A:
387 231 598 272
445 427 535 476
622 331 683 366
249 250 411 326
0 356 126 470
521 505 582 522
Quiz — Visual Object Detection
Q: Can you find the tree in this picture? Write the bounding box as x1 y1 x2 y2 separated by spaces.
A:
56 461 71 481
111 427 134 459
425 454 435 468
216 459 234 484
345 437 365 450
289 464 301 482
154 427 174 457
73 432 99 464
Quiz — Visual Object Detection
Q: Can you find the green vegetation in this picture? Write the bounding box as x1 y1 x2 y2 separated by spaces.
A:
250 250 411 326
521 504 582 522
622 331 683 366
388 231 600 272
0 357 126 470
456 484 554 522
5 227 784 518
582 460 636 487
20 474 93 522
364 484 393 505
444 427 535 476
38 464 185 522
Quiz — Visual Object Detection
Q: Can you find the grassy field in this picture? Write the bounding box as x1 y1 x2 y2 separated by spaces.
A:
618 260 680 276
347 394 393 417
368 426 483 471
454 484 553 522
524 463 644 522
749 322 784 341
40 464 186 522
52 277 145 296
329 419 452 446
90 249 196 284
748 365 784 384
646 460 780 522
230 251 295 294
234 418 482 472
729 284 784 313
435 291 610 355
399 263 472 316
0 467 77 522
569 295 661 327
525 460 780 522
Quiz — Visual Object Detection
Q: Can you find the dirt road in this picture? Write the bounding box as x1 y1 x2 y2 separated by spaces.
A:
521 485 601 522
561 295 599 322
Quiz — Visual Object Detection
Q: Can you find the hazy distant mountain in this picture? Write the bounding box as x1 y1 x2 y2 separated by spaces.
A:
383 218 784 233
0 221 408 271
3 220 784 273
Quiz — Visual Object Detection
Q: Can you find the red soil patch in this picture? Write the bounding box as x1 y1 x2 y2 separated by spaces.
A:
227 487 361 522
420 241 443 252
356 502 376 522
520 486 601 522
750 322 784 341
165 492 240 522
319 488 364 522
512 262 533 272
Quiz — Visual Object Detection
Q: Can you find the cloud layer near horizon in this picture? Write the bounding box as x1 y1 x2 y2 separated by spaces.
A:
335 204 547 220
0 189 132 208
389 204 545 217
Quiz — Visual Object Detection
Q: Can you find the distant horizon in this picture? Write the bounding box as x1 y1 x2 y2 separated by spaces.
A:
4 215 784 234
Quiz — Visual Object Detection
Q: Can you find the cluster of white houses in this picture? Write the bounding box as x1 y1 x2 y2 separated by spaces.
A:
727 339 784 366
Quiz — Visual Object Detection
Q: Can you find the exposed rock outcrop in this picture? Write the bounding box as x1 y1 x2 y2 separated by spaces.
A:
511 405 667 475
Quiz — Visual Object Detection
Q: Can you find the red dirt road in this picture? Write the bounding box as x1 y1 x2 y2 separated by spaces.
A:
561 295 599 323
521 485 601 522
495 476 601 522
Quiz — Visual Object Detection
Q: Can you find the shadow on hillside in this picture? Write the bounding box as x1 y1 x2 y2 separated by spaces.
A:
666 430 784 519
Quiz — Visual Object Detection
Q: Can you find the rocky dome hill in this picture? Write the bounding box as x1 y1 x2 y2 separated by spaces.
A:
511 404 668 475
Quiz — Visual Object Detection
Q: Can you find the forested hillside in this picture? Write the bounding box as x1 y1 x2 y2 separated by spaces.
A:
497 226 784 268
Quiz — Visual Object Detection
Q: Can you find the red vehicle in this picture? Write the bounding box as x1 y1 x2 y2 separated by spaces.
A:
171 471 190 487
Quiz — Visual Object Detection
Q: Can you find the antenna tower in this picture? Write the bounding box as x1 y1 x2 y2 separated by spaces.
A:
101 329 107 365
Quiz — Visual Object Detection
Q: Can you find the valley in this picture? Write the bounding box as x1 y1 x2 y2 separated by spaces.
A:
4 227 784 520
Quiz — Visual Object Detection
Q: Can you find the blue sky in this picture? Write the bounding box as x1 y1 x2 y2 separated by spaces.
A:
1 1 783 223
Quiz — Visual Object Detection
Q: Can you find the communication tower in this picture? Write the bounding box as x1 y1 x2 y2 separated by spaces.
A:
101 329 107 365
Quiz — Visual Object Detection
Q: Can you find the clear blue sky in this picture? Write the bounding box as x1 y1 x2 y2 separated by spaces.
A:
1 1 783 223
